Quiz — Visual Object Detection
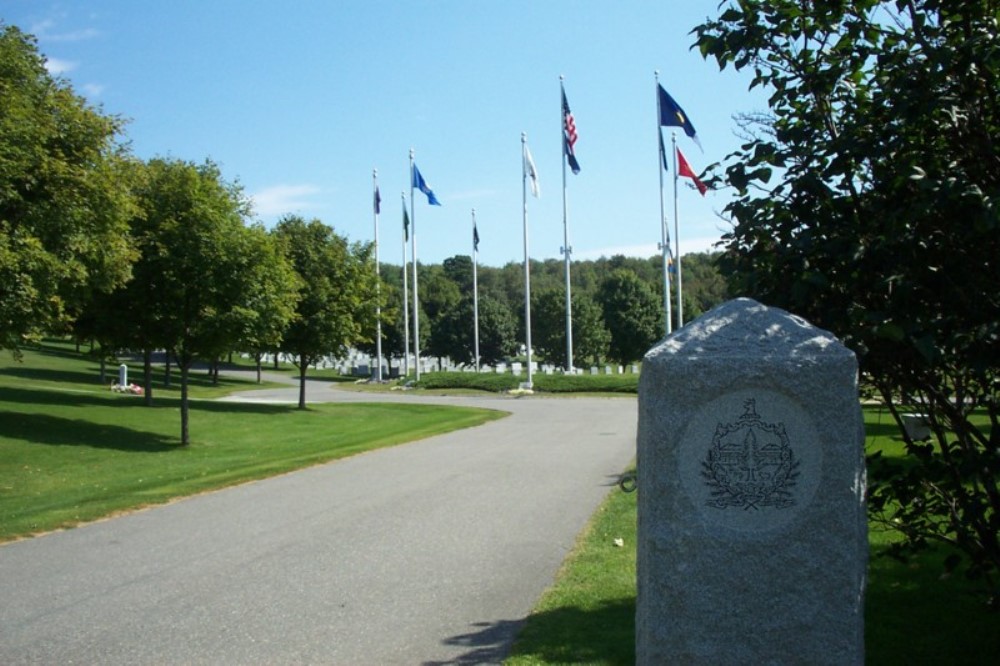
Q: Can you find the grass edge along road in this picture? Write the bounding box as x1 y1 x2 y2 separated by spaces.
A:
506 408 1000 665
0 342 506 542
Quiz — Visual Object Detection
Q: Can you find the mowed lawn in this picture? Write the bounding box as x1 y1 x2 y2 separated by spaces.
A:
0 342 506 542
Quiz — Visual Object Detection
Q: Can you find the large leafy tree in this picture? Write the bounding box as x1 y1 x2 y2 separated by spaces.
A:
599 269 663 364
218 223 301 384
274 216 376 408
0 25 135 354
695 0 1000 604
531 288 610 369
125 158 255 444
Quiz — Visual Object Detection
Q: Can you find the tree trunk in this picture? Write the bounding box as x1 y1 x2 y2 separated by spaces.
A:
164 351 172 388
143 349 154 406
298 354 308 409
180 362 190 446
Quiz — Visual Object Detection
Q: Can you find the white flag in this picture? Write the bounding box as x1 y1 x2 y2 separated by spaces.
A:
523 142 540 198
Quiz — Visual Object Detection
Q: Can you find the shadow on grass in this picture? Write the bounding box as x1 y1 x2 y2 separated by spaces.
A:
0 385 291 416
0 409 179 452
0 365 109 387
437 598 635 666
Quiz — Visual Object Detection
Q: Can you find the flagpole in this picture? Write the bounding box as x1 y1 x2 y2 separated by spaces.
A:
401 192 410 377
656 71 673 336
472 208 480 373
373 169 383 382
672 132 683 328
560 75 574 373
521 132 533 389
409 149 421 381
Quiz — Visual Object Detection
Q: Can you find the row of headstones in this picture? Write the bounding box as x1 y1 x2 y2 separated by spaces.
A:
254 352 640 378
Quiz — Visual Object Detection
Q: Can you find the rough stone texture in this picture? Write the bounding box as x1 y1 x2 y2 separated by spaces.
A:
636 298 867 665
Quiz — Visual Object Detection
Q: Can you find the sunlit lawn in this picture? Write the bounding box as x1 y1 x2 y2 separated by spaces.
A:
0 342 506 541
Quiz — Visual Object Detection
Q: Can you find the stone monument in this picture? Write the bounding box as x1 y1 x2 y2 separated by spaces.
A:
636 298 867 665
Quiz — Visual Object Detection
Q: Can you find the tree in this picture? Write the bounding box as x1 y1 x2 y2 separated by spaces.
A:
126 158 254 444
599 269 663 364
0 25 135 354
476 294 518 366
227 224 301 384
421 264 461 367
275 216 376 408
695 0 1000 605
531 288 611 369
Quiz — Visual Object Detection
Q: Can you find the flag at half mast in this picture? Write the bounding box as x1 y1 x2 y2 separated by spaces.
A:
524 141 540 198
677 147 708 196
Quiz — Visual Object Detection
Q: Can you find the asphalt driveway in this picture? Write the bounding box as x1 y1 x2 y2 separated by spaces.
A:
0 379 637 664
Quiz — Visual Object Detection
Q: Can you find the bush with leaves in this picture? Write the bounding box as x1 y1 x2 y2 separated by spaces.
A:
696 0 999 606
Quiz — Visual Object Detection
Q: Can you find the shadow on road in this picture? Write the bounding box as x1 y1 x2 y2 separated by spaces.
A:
429 597 635 665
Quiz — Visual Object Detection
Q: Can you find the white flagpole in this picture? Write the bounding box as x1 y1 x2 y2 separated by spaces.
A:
560 75 575 373
521 133 533 389
656 71 673 336
401 191 410 377
672 132 683 327
409 149 421 381
472 208 480 372
373 169 383 382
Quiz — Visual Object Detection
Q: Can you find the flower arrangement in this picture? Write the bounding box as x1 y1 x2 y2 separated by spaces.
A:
110 382 144 395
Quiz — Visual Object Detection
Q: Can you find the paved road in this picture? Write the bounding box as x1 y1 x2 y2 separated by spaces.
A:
0 378 637 665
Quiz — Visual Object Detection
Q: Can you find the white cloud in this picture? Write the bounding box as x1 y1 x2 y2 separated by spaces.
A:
575 236 723 261
44 57 77 75
32 19 100 42
81 83 106 97
250 184 322 217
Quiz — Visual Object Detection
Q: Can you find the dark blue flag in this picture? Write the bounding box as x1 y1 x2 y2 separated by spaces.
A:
658 84 701 148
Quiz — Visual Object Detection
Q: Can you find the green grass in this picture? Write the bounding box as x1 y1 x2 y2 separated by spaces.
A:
0 342 507 541
380 370 640 395
506 407 1000 665
506 472 638 665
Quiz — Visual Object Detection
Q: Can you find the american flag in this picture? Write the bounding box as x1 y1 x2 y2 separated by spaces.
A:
562 88 580 174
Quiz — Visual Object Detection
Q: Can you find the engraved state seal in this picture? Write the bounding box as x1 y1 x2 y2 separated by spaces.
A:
701 398 799 511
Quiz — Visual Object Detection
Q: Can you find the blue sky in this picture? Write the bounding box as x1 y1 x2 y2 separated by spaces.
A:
6 0 767 268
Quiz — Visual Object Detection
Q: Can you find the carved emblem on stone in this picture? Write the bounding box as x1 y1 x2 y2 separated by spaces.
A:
701 398 799 510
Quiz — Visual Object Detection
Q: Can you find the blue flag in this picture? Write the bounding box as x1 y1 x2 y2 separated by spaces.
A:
412 164 441 206
658 84 701 148
473 223 480 252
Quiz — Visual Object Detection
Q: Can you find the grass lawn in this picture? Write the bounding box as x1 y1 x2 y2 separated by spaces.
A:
506 406 1000 665
0 342 507 542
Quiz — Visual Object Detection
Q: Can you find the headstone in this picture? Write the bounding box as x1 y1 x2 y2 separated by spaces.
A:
631 364 639 374
512 362 523 375
605 365 613 374
636 298 866 665
118 364 128 386
590 366 599 375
